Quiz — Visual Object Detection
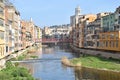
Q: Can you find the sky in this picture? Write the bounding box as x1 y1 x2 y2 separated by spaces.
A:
11 0 120 28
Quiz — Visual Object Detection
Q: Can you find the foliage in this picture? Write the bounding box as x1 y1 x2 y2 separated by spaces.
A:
0 72 12 80
30 56 38 59
17 54 27 60
14 62 19 67
71 56 120 71
0 61 35 80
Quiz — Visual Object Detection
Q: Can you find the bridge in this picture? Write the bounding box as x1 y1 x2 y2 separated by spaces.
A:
35 38 72 43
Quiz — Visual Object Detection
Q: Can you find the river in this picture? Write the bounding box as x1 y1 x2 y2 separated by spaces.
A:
20 45 120 80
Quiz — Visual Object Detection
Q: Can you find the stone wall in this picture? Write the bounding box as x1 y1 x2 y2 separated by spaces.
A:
70 45 120 60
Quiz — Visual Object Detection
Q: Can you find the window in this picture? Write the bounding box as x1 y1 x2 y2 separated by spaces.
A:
6 36 9 42
116 34 118 39
0 19 4 26
0 31 4 39
86 18 89 20
103 27 109 32
110 34 114 39
109 41 111 47
107 22 109 27
111 41 114 47
111 16 112 19
0 7 3 15
104 41 106 47
102 34 105 39
119 18 120 24
115 19 118 22
9 47 14 52
102 42 104 47
97 41 99 47
106 41 108 47
8 20 12 24
6 46 8 53
116 40 118 48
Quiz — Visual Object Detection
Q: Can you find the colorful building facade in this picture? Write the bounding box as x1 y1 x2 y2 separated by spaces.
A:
0 1 42 60
0 1 5 59
75 14 97 48
70 6 120 52
84 13 110 49
97 7 120 51
98 31 120 51
21 19 36 49
101 13 117 32
5 4 22 52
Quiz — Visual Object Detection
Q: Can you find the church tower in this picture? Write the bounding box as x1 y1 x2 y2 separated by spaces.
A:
30 17 33 22
75 6 81 16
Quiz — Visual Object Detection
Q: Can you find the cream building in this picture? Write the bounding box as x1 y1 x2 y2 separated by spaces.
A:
70 6 83 46
43 24 72 39
5 3 21 52
0 0 5 59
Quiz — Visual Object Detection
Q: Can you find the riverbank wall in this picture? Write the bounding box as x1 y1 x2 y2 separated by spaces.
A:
70 44 120 60
0 45 38 70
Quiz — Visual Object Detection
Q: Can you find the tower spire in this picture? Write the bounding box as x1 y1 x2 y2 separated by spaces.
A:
75 6 81 15
30 17 33 22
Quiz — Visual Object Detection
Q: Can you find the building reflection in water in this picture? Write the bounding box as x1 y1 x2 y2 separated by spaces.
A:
75 67 120 80
19 47 43 75
42 47 55 54
36 47 42 58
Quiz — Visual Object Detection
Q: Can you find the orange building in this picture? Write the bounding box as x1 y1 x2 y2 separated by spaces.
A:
76 14 97 48
21 21 27 49
21 19 35 49
98 31 120 51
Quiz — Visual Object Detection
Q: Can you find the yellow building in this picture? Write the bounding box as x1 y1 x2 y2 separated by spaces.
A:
98 31 120 51
98 6 120 51
0 1 5 59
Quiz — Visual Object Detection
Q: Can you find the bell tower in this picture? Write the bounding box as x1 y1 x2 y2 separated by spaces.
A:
75 6 81 16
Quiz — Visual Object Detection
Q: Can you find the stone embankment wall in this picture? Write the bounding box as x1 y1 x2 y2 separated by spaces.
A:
70 45 120 60
0 46 37 70
0 49 27 70
0 59 6 69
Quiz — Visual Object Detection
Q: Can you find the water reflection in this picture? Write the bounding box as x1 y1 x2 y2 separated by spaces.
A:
20 45 75 80
19 45 120 80
75 67 120 80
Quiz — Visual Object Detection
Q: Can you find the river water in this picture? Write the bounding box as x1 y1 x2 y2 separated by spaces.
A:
20 45 120 80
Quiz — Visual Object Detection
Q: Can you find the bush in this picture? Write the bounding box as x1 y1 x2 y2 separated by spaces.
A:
14 62 19 67
5 61 15 69
0 61 35 80
12 67 29 77
0 72 12 80
17 54 26 60
30 56 38 59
